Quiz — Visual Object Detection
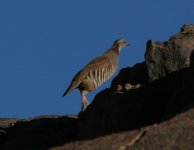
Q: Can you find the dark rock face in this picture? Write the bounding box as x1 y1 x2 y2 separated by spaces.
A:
145 24 194 81
78 67 194 139
1 24 194 150
51 108 194 150
111 62 148 93
128 108 194 150
0 115 78 149
78 24 194 140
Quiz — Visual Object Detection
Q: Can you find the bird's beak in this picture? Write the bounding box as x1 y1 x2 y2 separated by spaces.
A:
126 43 130 46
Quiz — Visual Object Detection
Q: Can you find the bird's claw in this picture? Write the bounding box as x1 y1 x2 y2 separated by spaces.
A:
81 102 89 111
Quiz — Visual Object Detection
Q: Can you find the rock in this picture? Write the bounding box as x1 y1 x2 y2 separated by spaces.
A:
78 66 194 139
134 84 141 89
128 108 194 150
114 84 123 94
111 62 148 92
78 24 194 140
0 130 6 147
51 108 194 150
123 83 142 91
0 115 78 149
145 24 194 81
0 118 18 129
124 83 133 90
190 50 194 68
1 24 194 150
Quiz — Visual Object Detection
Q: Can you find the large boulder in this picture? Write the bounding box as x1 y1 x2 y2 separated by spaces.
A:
145 24 194 81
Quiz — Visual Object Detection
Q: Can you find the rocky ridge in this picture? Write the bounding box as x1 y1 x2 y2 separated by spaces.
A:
1 24 194 150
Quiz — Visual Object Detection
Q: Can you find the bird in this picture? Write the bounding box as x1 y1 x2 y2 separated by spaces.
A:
63 39 129 111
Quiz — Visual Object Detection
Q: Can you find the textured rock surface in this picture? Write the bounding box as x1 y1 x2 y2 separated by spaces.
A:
1 24 194 150
145 24 194 81
51 108 194 150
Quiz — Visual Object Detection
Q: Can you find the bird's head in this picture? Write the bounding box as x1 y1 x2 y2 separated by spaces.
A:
112 39 129 52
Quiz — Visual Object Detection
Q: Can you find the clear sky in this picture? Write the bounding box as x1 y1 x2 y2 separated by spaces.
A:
0 0 194 118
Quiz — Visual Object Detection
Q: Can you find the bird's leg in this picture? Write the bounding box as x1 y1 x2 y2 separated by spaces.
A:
81 93 89 111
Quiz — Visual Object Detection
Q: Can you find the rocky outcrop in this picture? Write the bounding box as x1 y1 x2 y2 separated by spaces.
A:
0 115 78 149
77 24 194 141
145 24 194 81
111 62 148 93
1 24 194 150
52 108 194 150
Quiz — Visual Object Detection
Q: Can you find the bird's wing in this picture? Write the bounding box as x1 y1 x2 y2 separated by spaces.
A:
63 55 112 96
79 55 113 77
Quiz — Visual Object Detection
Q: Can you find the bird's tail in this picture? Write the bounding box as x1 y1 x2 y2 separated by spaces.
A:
62 85 73 97
62 80 80 97
63 70 82 97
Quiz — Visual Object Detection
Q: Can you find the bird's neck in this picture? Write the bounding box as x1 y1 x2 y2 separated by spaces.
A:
112 45 120 55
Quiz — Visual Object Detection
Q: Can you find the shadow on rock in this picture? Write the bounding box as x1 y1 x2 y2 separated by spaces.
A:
78 66 194 140
1 115 78 150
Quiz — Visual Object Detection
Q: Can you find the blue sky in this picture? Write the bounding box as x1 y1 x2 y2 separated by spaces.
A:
0 0 194 118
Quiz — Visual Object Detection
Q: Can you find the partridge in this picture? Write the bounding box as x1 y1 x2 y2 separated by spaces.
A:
63 39 129 111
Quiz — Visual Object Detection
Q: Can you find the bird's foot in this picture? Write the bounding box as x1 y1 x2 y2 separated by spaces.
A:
81 93 90 111
81 101 89 111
